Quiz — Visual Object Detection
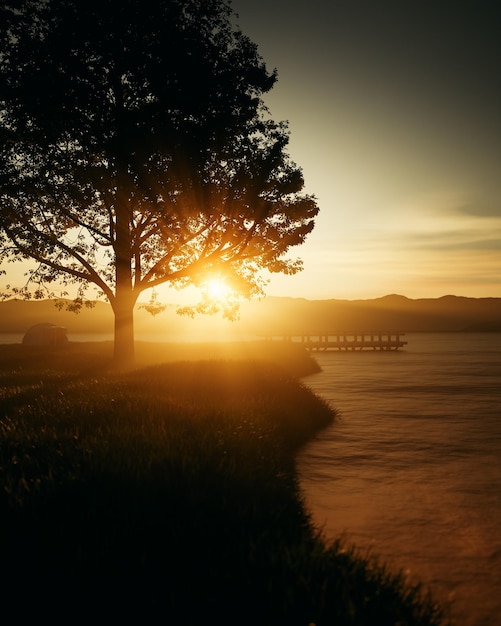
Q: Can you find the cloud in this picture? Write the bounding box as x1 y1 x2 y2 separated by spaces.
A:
456 200 501 218
410 233 501 252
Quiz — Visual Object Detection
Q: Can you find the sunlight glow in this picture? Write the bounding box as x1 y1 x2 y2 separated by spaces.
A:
205 278 233 303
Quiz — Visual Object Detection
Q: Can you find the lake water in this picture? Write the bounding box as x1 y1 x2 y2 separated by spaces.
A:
297 333 501 626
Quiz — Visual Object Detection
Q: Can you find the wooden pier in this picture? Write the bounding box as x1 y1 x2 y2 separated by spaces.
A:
269 332 407 351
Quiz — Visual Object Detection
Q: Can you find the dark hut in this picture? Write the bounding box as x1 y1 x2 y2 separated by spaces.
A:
22 323 68 346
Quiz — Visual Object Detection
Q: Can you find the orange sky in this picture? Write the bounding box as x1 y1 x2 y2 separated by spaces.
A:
229 0 501 300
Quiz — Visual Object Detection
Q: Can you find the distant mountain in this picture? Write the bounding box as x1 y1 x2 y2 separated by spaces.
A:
240 295 501 334
0 299 114 334
1 295 500 338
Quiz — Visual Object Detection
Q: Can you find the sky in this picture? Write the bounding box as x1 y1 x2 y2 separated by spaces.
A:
228 0 501 300
2 1 499 304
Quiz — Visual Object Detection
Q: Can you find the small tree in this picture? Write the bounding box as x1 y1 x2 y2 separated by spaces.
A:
0 0 318 364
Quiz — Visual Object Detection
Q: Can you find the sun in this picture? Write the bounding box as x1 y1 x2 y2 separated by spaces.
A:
205 278 233 303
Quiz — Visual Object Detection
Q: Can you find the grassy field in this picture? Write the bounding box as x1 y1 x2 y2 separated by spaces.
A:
0 342 447 625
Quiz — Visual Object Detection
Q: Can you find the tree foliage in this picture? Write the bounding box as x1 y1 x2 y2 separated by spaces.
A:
0 0 318 361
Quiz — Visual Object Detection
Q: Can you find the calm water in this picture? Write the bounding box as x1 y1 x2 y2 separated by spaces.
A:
297 333 501 626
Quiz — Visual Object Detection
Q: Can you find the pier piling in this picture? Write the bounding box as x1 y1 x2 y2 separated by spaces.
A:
267 332 407 351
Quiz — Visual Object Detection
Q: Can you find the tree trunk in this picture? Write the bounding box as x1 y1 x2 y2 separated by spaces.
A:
113 202 135 367
113 290 135 367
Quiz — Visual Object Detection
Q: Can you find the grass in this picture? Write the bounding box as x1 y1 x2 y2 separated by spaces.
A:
0 342 447 625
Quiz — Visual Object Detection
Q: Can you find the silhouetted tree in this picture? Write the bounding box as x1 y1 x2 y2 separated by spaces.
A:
0 0 318 364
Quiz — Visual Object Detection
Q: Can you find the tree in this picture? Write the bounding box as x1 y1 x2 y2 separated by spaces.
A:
0 0 318 365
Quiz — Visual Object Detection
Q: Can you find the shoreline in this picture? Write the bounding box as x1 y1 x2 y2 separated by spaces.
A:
0 343 446 624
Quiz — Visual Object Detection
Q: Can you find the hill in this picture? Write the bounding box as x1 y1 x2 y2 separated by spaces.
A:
241 294 501 334
1 295 500 340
